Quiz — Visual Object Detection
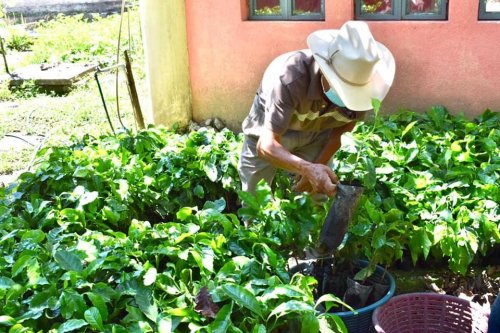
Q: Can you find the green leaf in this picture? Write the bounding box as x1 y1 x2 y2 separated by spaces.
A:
21 229 46 243
354 266 375 282
135 286 158 322
73 166 90 178
208 303 233 333
371 227 386 249
5 323 28 333
401 120 417 138
54 250 83 273
157 317 174 333
203 160 218 182
301 312 319 333
0 315 16 326
371 98 381 116
176 207 194 220
61 290 86 319
409 228 432 265
253 243 277 267
84 307 104 331
194 185 205 198
166 308 190 317
450 141 462 152
268 300 314 319
315 294 348 312
0 276 15 290
86 292 109 322
221 284 263 318
432 224 447 244
143 267 157 286
260 285 305 302
318 314 348 333
12 255 34 277
57 319 88 333
362 157 376 189
26 260 46 286
251 324 266 333
79 190 98 206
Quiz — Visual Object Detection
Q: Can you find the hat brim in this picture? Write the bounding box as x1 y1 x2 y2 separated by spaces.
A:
307 29 396 111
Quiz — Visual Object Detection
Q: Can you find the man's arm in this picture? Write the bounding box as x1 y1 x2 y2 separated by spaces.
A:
294 121 358 193
314 121 357 165
256 128 338 196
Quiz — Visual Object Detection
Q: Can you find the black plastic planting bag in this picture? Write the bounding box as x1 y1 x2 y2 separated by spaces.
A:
318 183 364 254
342 277 373 310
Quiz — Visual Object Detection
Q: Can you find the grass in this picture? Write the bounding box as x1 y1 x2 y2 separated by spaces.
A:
0 8 146 177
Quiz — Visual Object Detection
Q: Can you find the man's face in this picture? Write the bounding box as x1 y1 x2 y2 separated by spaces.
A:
320 74 365 120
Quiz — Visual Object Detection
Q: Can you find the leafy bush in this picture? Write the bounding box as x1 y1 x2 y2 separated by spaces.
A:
0 107 498 331
26 11 142 67
5 27 34 51
333 105 500 276
0 127 347 332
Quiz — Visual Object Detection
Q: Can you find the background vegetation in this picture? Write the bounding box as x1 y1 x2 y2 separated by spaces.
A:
0 8 145 177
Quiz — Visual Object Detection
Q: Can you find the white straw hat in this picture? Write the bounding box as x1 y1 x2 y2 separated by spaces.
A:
307 21 396 111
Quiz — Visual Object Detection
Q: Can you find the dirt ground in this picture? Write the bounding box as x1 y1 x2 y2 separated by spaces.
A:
391 263 500 311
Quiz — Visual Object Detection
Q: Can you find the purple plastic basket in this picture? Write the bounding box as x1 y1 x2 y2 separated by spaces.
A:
372 292 490 333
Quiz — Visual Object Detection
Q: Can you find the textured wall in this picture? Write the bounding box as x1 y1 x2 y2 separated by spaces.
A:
184 0 500 131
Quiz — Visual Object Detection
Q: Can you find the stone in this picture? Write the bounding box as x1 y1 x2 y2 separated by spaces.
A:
212 117 225 130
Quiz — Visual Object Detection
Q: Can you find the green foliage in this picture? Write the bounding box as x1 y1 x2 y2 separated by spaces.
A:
333 106 500 275
5 27 34 51
26 11 142 67
9 80 43 99
0 106 498 331
238 181 328 256
0 80 13 101
0 127 347 332
10 127 242 230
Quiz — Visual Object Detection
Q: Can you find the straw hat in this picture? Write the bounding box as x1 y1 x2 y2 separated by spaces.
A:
307 21 395 111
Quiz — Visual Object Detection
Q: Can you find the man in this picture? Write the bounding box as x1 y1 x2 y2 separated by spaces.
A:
238 21 395 196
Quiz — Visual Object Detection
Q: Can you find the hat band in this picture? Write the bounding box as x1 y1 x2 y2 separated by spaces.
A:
315 51 370 87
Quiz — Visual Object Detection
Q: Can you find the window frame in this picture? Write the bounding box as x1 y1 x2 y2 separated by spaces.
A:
479 0 500 20
402 0 448 20
249 0 325 21
355 0 448 21
355 0 401 21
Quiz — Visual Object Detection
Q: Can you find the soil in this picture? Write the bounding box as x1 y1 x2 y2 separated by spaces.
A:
390 263 500 310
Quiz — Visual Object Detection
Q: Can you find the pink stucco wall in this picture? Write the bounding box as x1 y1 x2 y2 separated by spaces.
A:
185 0 500 130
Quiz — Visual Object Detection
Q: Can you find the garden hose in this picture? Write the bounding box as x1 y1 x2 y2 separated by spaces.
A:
95 63 127 135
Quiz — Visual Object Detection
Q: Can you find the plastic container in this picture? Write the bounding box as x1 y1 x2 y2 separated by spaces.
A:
372 292 490 333
335 260 396 333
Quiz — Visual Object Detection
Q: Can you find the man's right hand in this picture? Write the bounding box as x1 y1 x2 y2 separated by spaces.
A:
296 163 338 197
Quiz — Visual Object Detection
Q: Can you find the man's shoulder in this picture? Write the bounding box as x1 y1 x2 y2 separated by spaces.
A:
273 49 313 68
267 49 314 86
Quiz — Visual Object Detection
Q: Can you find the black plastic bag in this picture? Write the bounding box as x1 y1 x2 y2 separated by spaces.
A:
318 183 364 253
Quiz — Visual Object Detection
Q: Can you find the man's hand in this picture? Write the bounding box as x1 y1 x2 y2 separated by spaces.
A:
295 163 338 197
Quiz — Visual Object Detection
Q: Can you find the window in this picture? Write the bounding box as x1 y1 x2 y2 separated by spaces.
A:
479 0 500 20
355 0 448 20
249 0 325 20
